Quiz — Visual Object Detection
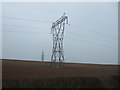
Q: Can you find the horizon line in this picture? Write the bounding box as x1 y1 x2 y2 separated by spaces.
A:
1 58 119 66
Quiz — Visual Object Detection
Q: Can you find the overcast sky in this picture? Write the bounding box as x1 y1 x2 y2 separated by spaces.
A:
1 2 118 64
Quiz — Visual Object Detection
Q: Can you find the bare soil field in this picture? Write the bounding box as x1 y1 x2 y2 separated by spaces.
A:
2 59 118 79
2 59 119 88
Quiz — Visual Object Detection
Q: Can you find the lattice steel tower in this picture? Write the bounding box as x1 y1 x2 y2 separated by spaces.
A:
51 13 68 68
41 50 44 62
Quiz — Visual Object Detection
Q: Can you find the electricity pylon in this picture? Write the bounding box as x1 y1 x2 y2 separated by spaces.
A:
51 13 68 68
41 50 44 62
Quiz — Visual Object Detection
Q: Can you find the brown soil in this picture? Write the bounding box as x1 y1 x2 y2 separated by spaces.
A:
2 59 118 79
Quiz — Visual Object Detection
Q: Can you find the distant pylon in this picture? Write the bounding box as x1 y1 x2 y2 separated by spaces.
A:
50 13 68 68
41 50 44 62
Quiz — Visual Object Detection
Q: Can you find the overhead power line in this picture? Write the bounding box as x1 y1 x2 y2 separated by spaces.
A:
1 28 116 47
65 36 117 49
0 29 117 49
1 25 117 48
1 16 117 39
1 16 117 44
68 24 117 39
1 16 52 23
0 30 50 34
1 24 50 29
66 31 116 44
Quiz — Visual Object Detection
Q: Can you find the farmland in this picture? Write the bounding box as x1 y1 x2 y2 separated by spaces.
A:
2 59 119 88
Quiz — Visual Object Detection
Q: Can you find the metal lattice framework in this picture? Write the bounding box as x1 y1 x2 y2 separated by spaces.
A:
51 13 68 68
41 50 44 62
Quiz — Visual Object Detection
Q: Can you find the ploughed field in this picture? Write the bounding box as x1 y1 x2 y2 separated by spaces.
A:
2 59 119 88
